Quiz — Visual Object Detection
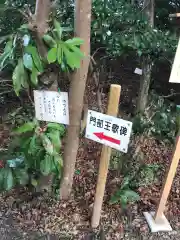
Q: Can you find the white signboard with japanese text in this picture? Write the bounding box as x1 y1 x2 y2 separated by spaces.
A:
85 110 132 153
169 38 180 83
34 90 69 125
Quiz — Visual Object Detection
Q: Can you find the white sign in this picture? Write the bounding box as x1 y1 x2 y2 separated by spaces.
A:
34 90 69 125
169 38 180 83
85 110 132 153
134 68 143 75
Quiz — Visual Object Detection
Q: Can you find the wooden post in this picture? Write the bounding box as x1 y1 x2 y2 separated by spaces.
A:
91 84 121 228
154 134 180 222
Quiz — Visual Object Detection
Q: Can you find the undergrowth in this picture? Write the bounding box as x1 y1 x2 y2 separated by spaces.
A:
133 92 179 143
110 92 177 208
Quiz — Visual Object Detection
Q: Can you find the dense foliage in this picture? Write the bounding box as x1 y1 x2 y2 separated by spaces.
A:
0 121 65 191
1 0 179 61
0 5 84 191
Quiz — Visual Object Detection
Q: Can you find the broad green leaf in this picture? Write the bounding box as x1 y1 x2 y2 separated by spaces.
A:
63 45 81 69
109 194 120 204
68 45 84 58
40 154 53 176
28 135 37 155
41 135 54 155
66 37 84 46
53 19 62 39
57 44 62 64
120 176 131 189
12 59 24 95
21 69 29 88
47 130 61 152
47 47 57 63
47 123 65 136
43 34 57 47
12 57 28 92
4 168 14 191
23 53 33 70
30 67 39 86
13 122 35 134
122 189 140 202
54 155 63 167
4 39 13 53
25 45 43 72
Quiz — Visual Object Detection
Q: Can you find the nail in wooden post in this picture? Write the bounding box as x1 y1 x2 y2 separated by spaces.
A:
91 84 121 228
155 134 180 222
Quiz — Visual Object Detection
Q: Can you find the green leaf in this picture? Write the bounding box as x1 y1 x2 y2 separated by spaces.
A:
68 45 84 58
13 122 35 134
28 135 37 155
66 37 84 46
47 47 57 63
47 130 61 152
4 39 13 53
43 34 57 48
63 45 81 69
109 194 120 204
30 67 39 86
120 176 131 189
23 53 33 70
121 189 140 202
54 155 63 170
57 44 62 64
4 168 14 191
41 135 54 155
40 154 53 176
25 45 43 72
12 59 27 96
47 123 65 136
53 19 62 39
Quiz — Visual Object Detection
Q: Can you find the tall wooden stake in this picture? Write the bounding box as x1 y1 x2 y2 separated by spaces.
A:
155 134 180 222
91 84 121 228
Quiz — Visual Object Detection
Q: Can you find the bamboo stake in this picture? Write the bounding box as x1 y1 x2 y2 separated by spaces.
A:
155 134 180 222
91 84 121 228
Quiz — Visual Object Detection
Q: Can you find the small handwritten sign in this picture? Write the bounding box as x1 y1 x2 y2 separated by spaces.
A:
86 110 132 153
169 38 180 83
34 90 69 125
134 68 143 75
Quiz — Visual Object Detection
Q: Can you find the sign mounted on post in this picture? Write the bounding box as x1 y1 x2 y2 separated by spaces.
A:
86 110 132 153
34 90 69 125
169 38 180 83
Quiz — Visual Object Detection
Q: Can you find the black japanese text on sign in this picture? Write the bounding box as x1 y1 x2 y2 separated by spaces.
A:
86 110 132 153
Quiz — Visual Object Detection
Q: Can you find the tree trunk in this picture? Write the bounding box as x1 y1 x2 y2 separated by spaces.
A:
137 0 154 113
33 0 58 193
60 0 92 199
